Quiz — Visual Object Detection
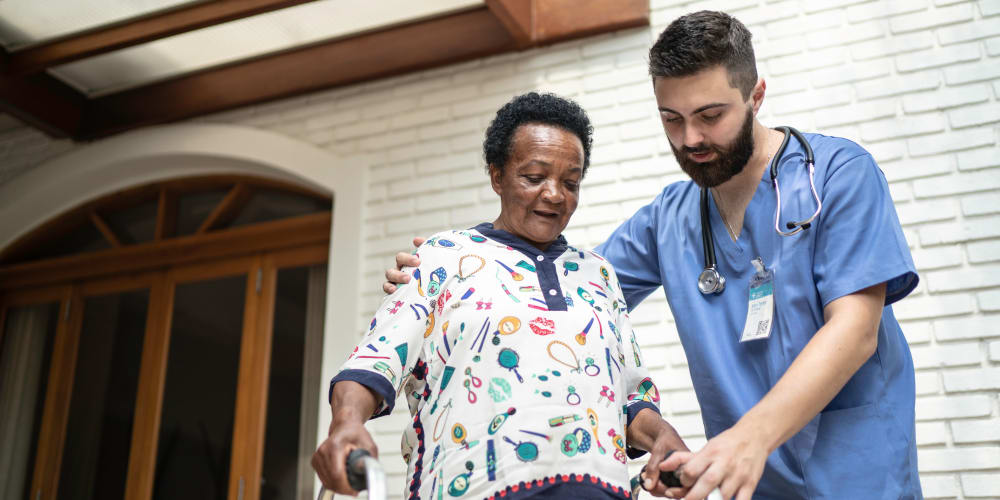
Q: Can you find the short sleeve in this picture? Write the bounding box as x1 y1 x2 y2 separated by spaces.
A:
329 233 457 418
596 195 664 311
813 153 918 307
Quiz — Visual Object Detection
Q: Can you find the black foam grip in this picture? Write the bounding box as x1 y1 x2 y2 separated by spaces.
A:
346 448 370 492
658 449 683 488
659 469 683 488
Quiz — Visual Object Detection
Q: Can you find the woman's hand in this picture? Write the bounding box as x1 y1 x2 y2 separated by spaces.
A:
646 450 693 499
383 237 425 294
626 408 691 498
311 412 379 496
312 381 382 496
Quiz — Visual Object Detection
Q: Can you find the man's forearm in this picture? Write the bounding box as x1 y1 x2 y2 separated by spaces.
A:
733 283 885 452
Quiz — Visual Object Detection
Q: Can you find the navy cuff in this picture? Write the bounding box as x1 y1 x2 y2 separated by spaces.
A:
329 369 397 418
625 401 660 459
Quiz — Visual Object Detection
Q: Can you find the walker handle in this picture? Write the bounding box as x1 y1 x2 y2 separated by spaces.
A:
345 448 370 492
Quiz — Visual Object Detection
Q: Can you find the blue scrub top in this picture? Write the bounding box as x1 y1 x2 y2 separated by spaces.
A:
597 133 921 499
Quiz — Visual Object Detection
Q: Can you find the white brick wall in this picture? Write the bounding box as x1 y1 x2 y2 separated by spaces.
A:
1 1 998 497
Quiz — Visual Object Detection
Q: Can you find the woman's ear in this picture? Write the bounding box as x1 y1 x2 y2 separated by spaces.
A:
489 164 503 196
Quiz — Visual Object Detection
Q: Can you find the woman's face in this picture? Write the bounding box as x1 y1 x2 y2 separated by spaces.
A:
491 123 583 250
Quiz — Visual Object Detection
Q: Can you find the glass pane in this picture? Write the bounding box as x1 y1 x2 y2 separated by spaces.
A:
103 200 158 245
30 221 110 261
153 275 246 500
57 290 148 500
260 266 325 500
227 189 329 230
175 189 228 236
0 302 60 500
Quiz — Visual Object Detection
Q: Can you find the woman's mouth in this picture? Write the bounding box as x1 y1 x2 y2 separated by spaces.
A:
532 209 559 219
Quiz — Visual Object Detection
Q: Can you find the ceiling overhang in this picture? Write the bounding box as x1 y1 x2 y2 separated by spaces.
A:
0 0 649 141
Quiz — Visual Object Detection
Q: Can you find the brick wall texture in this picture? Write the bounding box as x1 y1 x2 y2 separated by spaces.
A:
1 1 998 497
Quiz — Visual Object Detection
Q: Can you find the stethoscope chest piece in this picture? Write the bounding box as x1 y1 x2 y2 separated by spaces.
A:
698 266 726 295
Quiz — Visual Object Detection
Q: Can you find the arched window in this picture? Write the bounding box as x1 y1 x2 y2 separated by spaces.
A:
0 175 331 500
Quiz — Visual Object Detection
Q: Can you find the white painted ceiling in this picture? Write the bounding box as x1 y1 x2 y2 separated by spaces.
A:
0 0 484 96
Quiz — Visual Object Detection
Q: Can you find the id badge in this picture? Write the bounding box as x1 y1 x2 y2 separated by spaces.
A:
740 257 774 342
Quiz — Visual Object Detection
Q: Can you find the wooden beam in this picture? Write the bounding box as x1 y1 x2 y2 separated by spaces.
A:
532 0 649 45
29 287 83 500
0 61 85 137
154 188 178 241
196 182 252 234
89 211 123 248
485 0 534 48
123 272 173 500
79 8 517 138
2 0 321 77
0 212 331 290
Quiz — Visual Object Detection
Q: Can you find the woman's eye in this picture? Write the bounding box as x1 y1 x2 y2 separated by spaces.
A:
524 176 544 183
663 116 681 124
565 181 579 191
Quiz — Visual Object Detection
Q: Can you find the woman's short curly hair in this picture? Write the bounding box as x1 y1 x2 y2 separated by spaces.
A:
483 92 593 176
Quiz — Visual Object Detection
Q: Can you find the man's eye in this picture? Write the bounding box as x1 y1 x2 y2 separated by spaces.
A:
565 181 579 191
702 113 722 122
525 176 544 183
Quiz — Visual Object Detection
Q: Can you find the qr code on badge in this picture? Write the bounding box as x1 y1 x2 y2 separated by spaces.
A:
756 320 770 337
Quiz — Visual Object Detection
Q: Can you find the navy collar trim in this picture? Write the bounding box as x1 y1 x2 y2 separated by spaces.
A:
472 222 569 260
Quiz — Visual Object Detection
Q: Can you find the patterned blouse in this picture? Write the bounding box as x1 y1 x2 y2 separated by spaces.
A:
331 223 661 500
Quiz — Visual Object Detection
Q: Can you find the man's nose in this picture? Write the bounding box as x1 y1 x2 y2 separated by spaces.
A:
682 124 705 149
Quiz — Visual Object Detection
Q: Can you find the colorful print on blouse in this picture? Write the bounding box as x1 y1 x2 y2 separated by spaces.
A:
331 224 660 500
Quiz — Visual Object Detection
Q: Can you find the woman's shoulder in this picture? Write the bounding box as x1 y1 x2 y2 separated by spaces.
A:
564 244 611 266
415 228 511 264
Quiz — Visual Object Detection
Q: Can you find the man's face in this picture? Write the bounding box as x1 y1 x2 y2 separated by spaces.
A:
653 66 757 187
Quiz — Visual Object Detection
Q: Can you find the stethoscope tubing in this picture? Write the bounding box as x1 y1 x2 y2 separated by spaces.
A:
698 126 820 295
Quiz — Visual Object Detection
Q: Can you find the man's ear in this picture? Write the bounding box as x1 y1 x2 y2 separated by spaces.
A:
750 78 766 115
489 164 503 196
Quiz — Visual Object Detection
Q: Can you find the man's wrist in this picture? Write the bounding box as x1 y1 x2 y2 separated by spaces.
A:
733 410 782 454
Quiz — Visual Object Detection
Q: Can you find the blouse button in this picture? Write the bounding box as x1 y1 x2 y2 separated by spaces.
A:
536 255 545 262
548 289 557 296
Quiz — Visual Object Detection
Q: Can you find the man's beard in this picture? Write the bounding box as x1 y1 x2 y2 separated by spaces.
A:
671 107 755 188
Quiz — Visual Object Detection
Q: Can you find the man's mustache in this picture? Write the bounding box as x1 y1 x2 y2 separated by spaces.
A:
681 144 714 154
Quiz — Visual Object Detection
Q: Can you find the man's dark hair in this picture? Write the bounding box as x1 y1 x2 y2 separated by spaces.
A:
648 10 758 99
483 92 593 176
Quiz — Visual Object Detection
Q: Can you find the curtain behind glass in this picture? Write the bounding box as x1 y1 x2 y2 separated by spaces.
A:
0 304 58 500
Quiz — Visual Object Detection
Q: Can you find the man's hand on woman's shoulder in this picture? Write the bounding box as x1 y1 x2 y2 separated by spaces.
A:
383 236 425 294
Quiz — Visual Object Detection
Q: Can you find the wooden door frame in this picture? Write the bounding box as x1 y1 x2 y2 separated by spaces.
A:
1 242 328 500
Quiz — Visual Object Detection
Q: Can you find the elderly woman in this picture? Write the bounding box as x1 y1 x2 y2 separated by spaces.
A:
312 93 686 499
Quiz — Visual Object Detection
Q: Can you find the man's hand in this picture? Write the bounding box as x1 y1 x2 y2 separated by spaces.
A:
661 424 767 500
383 237 425 294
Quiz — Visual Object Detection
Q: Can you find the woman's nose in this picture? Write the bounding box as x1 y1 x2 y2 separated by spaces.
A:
541 181 564 203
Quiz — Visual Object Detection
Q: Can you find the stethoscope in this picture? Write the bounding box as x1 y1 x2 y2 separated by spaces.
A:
698 126 822 295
